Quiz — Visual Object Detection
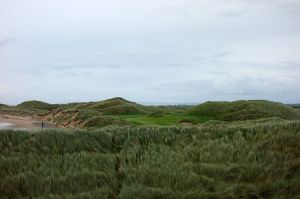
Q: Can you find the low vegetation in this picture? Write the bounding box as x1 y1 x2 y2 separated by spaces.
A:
2 98 300 128
188 100 300 121
36 109 132 128
0 105 36 117
0 119 299 198
1 98 300 198
16 100 60 111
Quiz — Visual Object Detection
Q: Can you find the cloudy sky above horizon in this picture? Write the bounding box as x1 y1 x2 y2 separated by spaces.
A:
0 0 299 105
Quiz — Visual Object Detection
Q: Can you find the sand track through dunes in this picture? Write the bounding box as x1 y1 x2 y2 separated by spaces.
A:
0 115 54 130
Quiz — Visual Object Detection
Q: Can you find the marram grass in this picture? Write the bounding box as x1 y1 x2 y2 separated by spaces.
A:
0 120 299 198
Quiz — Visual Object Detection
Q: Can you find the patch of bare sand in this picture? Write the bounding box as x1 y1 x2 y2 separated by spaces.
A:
0 115 54 130
180 122 193 126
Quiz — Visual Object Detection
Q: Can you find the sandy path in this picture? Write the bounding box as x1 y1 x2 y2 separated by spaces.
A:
0 115 55 130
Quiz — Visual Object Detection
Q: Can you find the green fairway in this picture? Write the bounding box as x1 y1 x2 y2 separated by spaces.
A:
120 114 212 126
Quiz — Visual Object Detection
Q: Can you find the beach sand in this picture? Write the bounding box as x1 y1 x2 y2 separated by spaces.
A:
0 115 55 130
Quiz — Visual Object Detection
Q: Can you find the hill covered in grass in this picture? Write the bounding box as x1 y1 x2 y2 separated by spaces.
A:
34 98 148 128
188 100 300 121
15 98 146 114
37 109 132 128
17 100 60 111
2 98 300 128
84 97 147 115
0 104 37 116
0 120 299 198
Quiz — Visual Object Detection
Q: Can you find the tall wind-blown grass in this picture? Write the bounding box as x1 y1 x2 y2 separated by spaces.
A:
0 120 299 198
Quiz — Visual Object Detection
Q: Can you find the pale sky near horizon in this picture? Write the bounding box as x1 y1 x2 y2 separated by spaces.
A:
0 0 299 105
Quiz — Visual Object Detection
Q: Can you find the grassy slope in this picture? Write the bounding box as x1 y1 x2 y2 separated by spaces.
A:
0 120 299 198
295 108 300 115
188 100 300 121
0 105 36 116
84 98 147 115
120 114 211 126
3 98 300 127
34 98 188 127
38 109 132 128
29 98 147 128
120 100 300 126
16 100 60 111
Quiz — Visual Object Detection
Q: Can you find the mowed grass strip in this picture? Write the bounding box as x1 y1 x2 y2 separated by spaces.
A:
120 114 211 126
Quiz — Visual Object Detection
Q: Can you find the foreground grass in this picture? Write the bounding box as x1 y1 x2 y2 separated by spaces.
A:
0 120 300 198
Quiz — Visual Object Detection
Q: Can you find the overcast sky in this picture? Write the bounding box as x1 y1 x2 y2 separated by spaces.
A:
0 0 299 105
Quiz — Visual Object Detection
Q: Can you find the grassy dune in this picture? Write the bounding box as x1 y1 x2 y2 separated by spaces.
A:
3 98 299 128
16 101 60 111
188 100 300 121
1 120 299 198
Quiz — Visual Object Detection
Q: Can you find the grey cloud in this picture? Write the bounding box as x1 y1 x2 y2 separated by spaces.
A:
0 0 299 104
220 9 246 18
269 0 300 13
161 5 194 18
29 87 42 90
0 37 14 47
40 62 121 71
222 92 258 96
212 51 231 58
161 0 247 19
161 0 300 21
151 71 299 100
58 72 78 77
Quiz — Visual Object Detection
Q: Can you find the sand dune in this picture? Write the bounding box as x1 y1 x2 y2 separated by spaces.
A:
0 115 54 130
